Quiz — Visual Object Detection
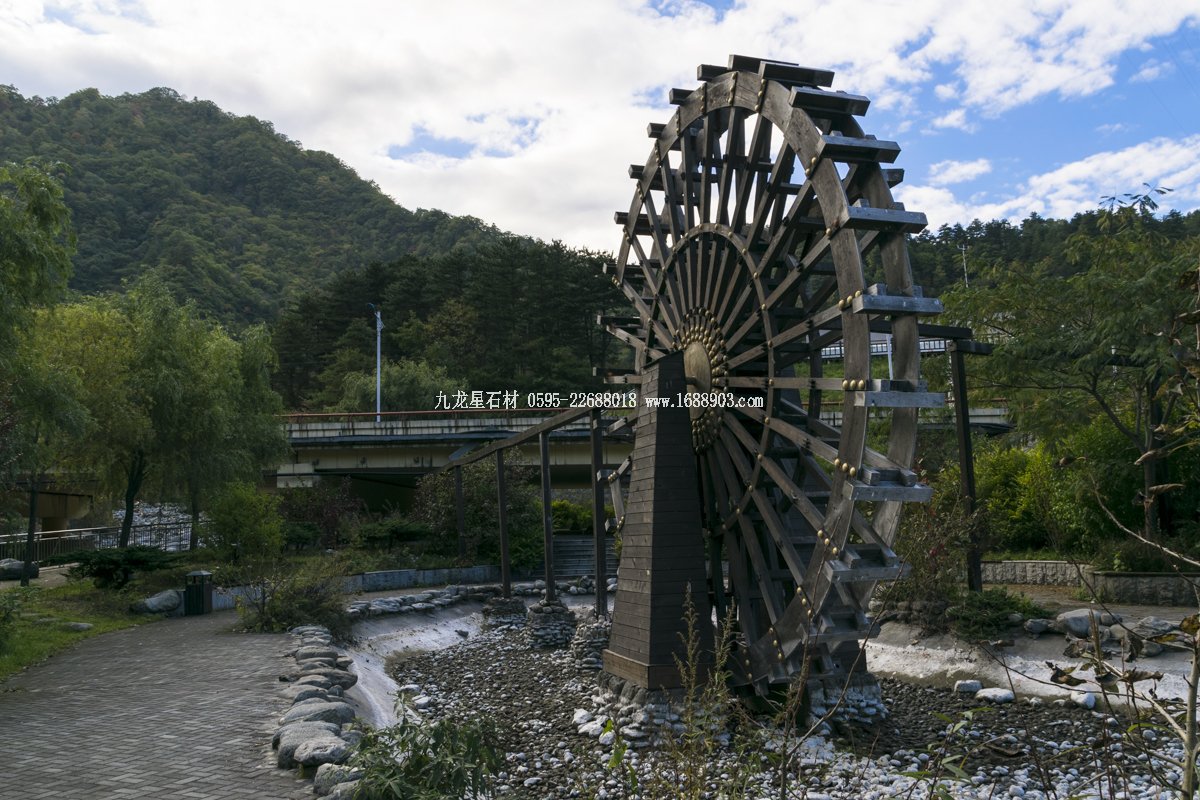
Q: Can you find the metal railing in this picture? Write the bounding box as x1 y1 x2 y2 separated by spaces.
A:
0 521 193 563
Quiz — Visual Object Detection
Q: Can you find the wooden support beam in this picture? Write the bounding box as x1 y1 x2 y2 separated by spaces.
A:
439 406 593 472
591 408 608 618
540 431 557 603
948 341 981 592
497 450 511 599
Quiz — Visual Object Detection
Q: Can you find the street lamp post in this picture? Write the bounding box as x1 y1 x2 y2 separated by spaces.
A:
368 303 383 422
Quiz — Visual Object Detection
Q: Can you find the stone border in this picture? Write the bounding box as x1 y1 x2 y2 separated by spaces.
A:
273 624 365 798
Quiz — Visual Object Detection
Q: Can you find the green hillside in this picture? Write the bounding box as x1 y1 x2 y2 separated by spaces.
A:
0 85 497 322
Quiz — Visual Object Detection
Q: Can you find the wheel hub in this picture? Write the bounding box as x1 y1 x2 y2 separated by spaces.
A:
677 307 727 451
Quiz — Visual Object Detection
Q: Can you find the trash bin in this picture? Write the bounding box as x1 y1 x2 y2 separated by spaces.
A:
184 570 213 615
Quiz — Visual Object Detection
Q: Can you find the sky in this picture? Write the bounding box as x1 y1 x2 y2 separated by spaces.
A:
2 0 1199 254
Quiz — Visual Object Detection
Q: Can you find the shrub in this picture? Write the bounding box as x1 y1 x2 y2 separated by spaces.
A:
551 499 591 533
947 587 1048 641
68 546 177 589
202 482 283 562
282 522 320 551
234 558 350 638
350 713 501 799
353 516 432 550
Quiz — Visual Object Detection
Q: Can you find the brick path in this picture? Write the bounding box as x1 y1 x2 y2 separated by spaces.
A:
0 613 312 799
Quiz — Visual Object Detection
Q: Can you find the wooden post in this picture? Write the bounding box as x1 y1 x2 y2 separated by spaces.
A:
603 353 713 688
540 431 557 603
454 466 466 560
496 450 511 598
591 408 607 618
949 340 987 592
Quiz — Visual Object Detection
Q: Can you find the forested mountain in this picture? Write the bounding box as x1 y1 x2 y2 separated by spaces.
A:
904 208 1200 298
273 239 626 409
0 86 498 322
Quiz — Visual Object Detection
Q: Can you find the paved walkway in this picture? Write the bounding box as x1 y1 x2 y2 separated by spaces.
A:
1 612 312 799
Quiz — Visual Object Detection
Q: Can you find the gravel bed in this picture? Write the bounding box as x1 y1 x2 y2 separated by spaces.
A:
388 625 1190 799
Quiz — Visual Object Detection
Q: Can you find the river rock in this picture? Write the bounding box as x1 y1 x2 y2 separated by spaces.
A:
131 589 181 614
313 763 364 796
0 558 37 580
63 621 94 632
1023 618 1051 635
296 645 339 661
327 780 361 800
296 667 358 689
975 688 1015 704
279 699 356 726
1129 616 1178 638
293 734 351 767
1053 608 1117 638
953 680 982 693
273 721 342 767
282 683 328 703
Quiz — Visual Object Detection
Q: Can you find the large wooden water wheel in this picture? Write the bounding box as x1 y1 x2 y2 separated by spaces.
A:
603 55 942 692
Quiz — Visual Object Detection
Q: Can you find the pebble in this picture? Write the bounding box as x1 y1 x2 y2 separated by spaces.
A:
369 600 1190 800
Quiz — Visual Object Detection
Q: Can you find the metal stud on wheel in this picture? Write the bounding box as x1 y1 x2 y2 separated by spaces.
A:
604 55 942 691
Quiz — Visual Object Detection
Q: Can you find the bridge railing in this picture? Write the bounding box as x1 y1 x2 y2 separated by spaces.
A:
0 521 193 563
284 408 627 440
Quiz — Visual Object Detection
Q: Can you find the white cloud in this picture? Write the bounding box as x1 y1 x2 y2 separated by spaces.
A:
930 108 975 132
1131 58 1174 83
928 158 992 186
898 135 1200 228
0 0 1195 251
934 82 958 100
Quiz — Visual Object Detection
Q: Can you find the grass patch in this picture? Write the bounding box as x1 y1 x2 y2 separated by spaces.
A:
0 581 157 681
946 587 1050 642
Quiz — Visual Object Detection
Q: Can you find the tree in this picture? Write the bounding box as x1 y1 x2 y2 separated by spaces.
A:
45 276 287 547
9 313 88 585
0 159 75 368
330 358 464 413
946 192 1200 540
172 324 288 548
0 159 75 503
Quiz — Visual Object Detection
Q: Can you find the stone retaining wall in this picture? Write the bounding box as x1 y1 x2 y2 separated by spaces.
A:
1087 571 1200 605
981 560 1082 586
983 560 1200 605
344 565 500 593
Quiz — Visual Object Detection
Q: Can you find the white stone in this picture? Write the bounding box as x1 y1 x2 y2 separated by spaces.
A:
578 721 604 737
413 695 434 709
572 708 593 725
598 730 616 746
954 679 983 693
1071 691 1096 709
974 688 1015 704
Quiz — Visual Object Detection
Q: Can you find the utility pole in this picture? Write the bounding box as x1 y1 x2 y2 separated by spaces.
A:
958 243 970 287
368 304 383 422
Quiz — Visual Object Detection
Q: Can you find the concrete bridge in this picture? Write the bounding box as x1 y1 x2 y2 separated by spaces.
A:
274 402 1008 492
276 410 635 503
